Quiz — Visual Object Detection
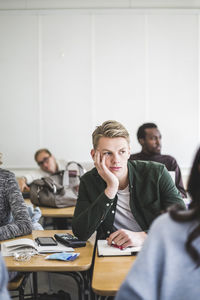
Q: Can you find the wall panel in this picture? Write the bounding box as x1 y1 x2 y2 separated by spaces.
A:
0 9 198 171
147 14 199 167
0 15 39 167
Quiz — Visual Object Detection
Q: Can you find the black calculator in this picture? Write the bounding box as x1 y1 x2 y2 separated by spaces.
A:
54 233 86 248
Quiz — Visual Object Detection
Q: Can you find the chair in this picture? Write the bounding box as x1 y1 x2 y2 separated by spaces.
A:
8 272 31 300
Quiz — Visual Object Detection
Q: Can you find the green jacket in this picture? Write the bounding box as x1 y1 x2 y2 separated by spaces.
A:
72 160 185 240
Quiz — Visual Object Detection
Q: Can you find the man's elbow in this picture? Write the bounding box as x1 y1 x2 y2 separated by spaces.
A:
72 223 89 241
22 221 33 236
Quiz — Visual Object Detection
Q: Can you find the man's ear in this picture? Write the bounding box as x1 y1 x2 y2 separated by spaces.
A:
127 146 131 159
138 138 145 146
90 149 95 161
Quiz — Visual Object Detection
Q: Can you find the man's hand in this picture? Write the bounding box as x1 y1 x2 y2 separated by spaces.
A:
18 177 30 193
94 151 119 199
107 229 147 249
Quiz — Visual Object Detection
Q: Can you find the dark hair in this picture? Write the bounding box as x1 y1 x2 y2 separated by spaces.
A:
34 148 52 162
137 123 157 141
169 147 200 265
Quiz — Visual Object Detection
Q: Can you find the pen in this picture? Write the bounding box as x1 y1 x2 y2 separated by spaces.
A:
111 243 124 250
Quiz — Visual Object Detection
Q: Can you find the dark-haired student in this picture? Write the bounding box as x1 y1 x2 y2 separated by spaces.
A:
130 122 187 198
116 146 200 300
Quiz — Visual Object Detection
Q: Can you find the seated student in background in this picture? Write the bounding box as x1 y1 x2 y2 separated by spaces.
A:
72 120 185 248
116 146 200 300
0 253 10 300
0 153 32 241
130 123 187 198
17 148 91 229
18 148 66 193
17 148 69 229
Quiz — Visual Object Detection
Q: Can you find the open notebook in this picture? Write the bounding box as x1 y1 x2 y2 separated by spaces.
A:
1 238 74 256
97 240 141 257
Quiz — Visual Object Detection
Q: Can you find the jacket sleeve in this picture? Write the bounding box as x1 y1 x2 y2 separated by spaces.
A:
0 172 32 241
72 176 115 240
159 166 186 210
115 217 165 300
171 159 187 198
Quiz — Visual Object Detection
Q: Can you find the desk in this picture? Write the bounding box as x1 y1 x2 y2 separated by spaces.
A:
92 250 137 297
25 199 75 218
3 230 94 299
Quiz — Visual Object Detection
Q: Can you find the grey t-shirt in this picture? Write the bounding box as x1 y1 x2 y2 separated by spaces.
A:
114 185 142 232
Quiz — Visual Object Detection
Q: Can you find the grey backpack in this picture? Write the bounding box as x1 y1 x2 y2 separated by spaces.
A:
30 161 85 208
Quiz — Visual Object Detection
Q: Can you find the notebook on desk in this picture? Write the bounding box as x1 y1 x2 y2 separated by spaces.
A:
1 238 74 256
97 240 141 257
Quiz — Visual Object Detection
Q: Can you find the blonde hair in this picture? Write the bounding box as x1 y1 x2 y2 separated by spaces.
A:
92 120 130 149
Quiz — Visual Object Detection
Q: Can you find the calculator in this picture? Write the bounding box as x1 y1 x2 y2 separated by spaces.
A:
54 233 86 248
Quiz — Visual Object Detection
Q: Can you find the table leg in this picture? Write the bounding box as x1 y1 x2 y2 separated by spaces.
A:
32 272 38 300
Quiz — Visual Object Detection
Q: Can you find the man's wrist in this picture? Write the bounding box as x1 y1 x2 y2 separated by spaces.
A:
22 176 27 183
105 187 117 199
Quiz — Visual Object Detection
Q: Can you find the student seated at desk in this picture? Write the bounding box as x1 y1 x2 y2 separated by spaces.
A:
17 148 93 193
116 146 200 300
72 120 185 249
0 154 32 241
0 154 32 282
17 148 67 193
130 122 186 198
18 148 71 229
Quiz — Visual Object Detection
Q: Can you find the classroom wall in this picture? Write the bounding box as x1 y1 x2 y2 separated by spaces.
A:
0 0 199 178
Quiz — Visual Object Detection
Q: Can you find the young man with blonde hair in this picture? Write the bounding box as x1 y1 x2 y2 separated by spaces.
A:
72 120 185 248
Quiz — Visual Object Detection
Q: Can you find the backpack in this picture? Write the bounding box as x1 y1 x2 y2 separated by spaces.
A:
30 161 85 208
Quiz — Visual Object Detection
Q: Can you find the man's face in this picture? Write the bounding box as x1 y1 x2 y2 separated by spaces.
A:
140 128 162 155
36 151 57 174
92 137 130 183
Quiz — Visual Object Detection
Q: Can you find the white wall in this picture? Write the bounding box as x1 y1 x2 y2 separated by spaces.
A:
0 1 199 176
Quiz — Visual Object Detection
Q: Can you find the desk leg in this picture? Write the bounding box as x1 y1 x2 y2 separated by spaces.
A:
32 272 38 300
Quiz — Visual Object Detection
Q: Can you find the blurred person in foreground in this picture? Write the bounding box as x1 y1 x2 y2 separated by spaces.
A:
116 146 200 300
0 153 32 281
0 153 32 241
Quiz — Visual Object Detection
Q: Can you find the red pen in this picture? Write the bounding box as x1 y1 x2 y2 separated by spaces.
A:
111 243 124 250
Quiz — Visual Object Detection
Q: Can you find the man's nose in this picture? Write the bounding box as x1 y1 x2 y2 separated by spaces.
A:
112 153 120 162
156 138 161 146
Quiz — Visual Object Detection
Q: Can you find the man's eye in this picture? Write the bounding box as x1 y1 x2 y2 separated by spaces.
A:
120 150 126 154
103 152 111 155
